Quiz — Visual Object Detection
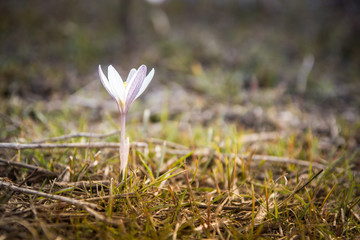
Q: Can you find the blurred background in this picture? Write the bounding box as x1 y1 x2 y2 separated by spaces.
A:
1 0 359 98
1 0 360 133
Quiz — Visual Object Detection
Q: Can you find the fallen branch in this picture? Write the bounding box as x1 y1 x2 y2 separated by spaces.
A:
0 142 326 169
0 142 147 150
32 131 120 143
0 158 57 177
32 131 280 147
32 132 189 150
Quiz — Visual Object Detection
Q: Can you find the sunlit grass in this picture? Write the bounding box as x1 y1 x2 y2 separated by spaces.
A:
0 93 359 239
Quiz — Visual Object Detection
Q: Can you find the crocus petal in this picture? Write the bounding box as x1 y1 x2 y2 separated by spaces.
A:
124 67 139 98
98 65 116 100
135 68 154 100
125 65 147 111
126 68 137 84
108 65 126 102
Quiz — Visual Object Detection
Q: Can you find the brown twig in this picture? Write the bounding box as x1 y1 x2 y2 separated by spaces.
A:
0 158 57 177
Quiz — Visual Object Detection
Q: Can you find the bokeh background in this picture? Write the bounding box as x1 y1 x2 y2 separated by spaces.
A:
1 0 359 97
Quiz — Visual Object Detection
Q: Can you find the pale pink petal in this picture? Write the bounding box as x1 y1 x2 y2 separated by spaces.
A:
125 65 147 112
124 68 139 98
126 68 137 84
135 68 154 100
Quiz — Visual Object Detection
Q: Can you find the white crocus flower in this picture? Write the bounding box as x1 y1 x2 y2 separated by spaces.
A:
98 64 154 178
98 64 155 114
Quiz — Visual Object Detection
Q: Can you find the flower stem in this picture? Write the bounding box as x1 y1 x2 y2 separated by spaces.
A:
120 113 126 145
120 113 129 179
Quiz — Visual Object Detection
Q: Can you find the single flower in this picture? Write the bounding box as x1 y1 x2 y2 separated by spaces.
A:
98 64 154 178
98 64 155 113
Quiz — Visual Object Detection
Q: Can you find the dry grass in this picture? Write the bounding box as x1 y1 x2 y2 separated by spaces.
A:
1 89 359 239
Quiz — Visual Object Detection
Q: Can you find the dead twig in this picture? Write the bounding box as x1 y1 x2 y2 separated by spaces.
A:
0 142 147 150
32 132 189 150
0 158 57 177
32 131 120 143
30 130 281 150
0 142 326 169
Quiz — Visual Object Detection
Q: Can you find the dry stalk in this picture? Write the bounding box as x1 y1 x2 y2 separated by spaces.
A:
0 158 57 177
0 142 147 149
32 131 121 143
